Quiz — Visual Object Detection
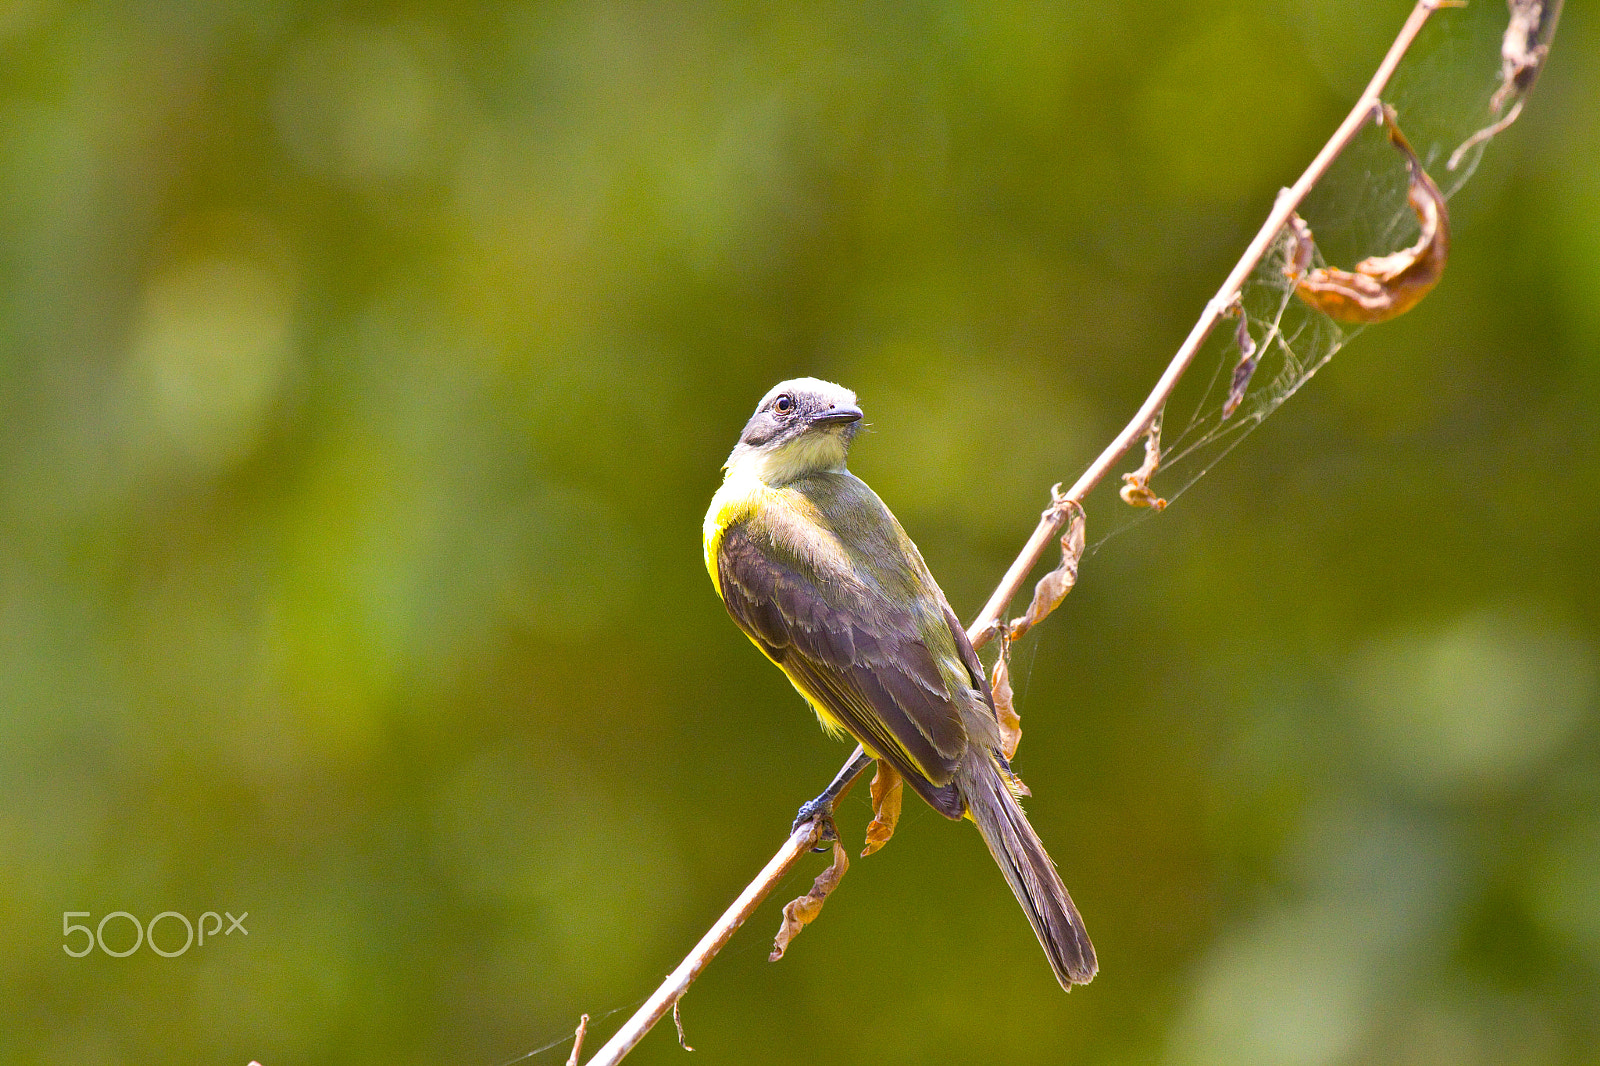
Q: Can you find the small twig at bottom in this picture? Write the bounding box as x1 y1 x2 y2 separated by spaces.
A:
566 1015 590 1066
578 821 822 1066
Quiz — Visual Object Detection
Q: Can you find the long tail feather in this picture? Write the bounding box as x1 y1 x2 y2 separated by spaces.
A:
960 754 1097 988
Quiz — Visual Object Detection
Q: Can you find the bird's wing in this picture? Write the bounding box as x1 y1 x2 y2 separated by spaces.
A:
715 499 973 809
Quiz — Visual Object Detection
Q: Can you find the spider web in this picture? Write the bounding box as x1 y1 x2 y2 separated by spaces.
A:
1093 0 1560 545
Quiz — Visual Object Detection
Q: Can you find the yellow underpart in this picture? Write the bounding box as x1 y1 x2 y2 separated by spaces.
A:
705 465 879 751
703 464 765 599
706 451 961 790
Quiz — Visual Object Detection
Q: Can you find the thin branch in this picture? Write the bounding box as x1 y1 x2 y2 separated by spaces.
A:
966 0 1459 633
579 3 1456 1061
581 824 820 1066
967 0 1458 642
565 1015 590 1066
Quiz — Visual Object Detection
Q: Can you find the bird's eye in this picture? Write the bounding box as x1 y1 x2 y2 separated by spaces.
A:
773 394 795 414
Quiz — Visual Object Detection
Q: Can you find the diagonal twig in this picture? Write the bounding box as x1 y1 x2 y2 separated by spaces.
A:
967 0 1462 643
580 824 821 1066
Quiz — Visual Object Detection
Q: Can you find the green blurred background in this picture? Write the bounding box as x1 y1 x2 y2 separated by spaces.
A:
3 1 1598 1063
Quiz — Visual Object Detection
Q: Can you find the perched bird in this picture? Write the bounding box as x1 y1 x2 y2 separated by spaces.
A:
703 377 1096 988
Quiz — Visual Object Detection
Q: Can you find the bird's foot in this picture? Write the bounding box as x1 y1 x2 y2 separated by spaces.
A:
792 797 839 851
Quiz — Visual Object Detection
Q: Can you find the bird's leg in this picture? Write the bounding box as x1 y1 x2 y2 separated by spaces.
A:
792 746 873 850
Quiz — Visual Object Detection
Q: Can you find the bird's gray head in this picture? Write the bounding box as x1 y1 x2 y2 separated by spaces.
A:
725 377 864 483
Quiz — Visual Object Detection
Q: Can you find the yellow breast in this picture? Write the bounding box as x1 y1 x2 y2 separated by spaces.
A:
703 464 767 598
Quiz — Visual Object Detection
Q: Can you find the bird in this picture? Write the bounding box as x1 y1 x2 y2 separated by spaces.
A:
702 377 1096 988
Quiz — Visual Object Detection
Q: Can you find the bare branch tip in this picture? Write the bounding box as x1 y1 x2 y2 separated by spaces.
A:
567 1014 591 1066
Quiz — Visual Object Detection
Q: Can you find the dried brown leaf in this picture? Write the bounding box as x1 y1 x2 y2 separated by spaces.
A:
1290 104 1448 325
862 762 904 856
1009 498 1087 640
992 649 1022 762
1119 419 1167 511
769 839 849 961
1497 0 1556 107
672 1000 692 1052
1450 0 1560 170
1222 303 1258 420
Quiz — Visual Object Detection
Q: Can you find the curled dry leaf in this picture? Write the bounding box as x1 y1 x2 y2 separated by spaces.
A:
1450 0 1561 169
862 762 904 856
991 647 1023 763
1222 301 1259 420
1119 419 1167 510
1495 0 1558 108
672 1000 692 1052
770 839 850 961
1289 103 1448 325
1009 496 1087 641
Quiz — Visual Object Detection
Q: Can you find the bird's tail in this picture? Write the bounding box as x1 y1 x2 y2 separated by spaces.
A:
960 752 1097 988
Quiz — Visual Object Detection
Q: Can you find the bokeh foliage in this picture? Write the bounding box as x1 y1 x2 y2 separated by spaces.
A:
3 1 1598 1064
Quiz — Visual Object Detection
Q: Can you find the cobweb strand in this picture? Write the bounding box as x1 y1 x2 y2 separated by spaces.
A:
1091 0 1551 549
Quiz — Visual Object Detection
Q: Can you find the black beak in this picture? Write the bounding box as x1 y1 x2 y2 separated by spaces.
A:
809 404 863 426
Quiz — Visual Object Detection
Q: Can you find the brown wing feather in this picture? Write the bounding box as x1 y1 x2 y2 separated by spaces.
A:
943 604 995 711
716 518 968 816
